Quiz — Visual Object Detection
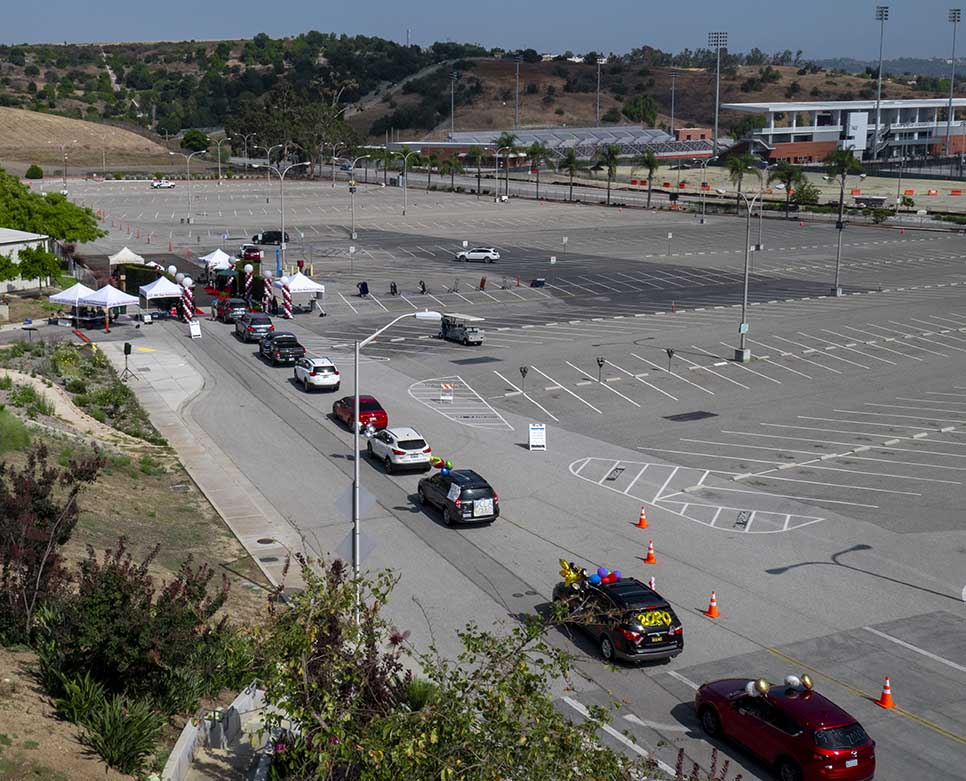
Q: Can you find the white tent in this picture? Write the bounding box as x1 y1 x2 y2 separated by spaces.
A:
272 271 324 294
139 276 182 301
79 284 141 309
108 246 145 266
200 248 233 270
49 282 95 307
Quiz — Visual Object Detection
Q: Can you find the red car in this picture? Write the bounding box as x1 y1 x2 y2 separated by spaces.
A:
331 395 388 431
239 244 263 261
694 676 875 781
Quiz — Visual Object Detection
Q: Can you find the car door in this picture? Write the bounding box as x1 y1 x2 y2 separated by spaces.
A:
428 474 449 506
294 358 308 381
731 698 785 764
334 397 350 422
370 430 390 458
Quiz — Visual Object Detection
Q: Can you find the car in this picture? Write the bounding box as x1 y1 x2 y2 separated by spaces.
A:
235 312 274 342
239 244 263 261
293 357 340 392
694 676 876 781
552 571 683 664
331 395 388 431
367 427 432 473
252 231 290 245
215 298 249 323
258 331 306 365
151 180 176 189
417 469 499 526
454 247 500 263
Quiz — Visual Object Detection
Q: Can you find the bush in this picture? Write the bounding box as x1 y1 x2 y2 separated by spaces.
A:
8 383 54 418
54 670 106 727
25 164 43 179
79 694 164 775
0 407 30 453
64 377 86 394
0 374 12 390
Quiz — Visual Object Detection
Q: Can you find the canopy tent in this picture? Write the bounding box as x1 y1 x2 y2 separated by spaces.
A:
272 271 324 295
200 248 233 270
79 284 140 309
49 282 95 307
139 276 182 301
108 246 145 266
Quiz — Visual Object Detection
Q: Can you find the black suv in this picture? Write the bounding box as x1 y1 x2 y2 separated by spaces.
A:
258 331 306 365
552 576 683 664
252 231 289 245
215 298 249 323
417 469 499 526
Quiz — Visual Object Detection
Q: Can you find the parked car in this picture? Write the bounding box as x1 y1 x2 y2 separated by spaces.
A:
417 469 499 526
239 244 263 261
251 231 290 245
215 298 249 323
367 427 432 473
694 676 875 781
331 395 388 431
552 575 683 664
151 179 176 189
235 312 274 342
454 247 500 263
258 331 306 365
293 357 340 391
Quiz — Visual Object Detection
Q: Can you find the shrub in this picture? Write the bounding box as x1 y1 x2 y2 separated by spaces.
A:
138 455 164 476
79 694 164 775
54 670 106 727
0 407 30 453
8 383 54 418
25 164 43 179
64 377 86 394
0 374 12 390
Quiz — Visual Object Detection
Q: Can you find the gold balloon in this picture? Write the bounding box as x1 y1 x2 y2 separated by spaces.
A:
559 559 585 587
755 678 771 696
801 674 814 691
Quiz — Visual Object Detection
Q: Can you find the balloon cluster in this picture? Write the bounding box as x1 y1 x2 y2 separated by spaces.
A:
559 560 588 587
588 566 622 586
429 456 454 475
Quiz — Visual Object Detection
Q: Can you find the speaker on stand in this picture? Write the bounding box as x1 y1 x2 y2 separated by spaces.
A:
119 342 138 382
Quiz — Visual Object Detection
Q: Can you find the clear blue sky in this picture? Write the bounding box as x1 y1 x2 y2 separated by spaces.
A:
4 0 962 60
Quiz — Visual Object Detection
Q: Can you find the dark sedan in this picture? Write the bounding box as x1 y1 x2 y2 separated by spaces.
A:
258 332 306 365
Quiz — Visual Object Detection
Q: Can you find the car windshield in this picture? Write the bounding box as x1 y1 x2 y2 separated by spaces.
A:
359 401 383 411
314 365 335 373
814 723 869 749
397 438 426 450
460 486 492 500
251 317 271 325
274 338 299 346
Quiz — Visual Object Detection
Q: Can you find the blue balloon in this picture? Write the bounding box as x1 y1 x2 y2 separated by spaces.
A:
441 467 450 475
613 570 622 581
588 574 602 585
596 567 608 578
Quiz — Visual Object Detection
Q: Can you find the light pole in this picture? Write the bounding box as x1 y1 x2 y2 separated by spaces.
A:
168 149 206 223
51 139 77 193
214 136 233 183
348 154 370 239
514 55 522 128
351 311 443 584
595 56 605 127
253 144 282 202
947 9 962 155
716 185 762 362
825 168 866 296
402 149 419 215
494 146 511 202
708 32 728 156
699 155 718 224
670 71 677 134
451 70 459 134
330 142 346 188
872 6 889 159
254 160 310 269
238 132 258 169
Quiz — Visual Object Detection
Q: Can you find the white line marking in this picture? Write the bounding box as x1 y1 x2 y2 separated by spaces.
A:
862 626 966 673
623 714 690 733
630 353 705 396
667 670 699 690
492 371 559 422
530 366 602 414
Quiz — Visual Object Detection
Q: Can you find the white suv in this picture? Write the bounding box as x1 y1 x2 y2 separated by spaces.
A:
366 427 432 473
293 357 340 391
455 247 500 263
151 180 176 189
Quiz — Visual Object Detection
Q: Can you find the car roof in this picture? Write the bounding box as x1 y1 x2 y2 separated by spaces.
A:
385 426 422 439
357 395 381 404
225 298 247 304
248 313 271 320
704 679 858 730
305 356 334 365
270 331 298 339
447 469 488 486
596 578 668 609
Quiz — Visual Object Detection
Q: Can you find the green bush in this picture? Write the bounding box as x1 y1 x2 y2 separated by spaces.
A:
90 409 107 423
54 671 106 727
138 454 164 476
8 383 54 418
25 164 43 179
0 407 30 452
0 374 12 390
79 694 164 775
65 377 86 394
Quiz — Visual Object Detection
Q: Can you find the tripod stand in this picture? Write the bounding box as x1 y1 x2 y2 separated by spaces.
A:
119 343 139 382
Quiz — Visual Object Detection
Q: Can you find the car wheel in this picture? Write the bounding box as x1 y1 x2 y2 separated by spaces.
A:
442 507 455 527
333 384 340 391
384 456 393 474
776 759 802 781
462 337 469 346
417 488 428 506
599 634 616 663
699 706 721 738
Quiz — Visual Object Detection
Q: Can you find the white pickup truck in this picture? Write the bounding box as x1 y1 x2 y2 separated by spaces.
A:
151 179 176 189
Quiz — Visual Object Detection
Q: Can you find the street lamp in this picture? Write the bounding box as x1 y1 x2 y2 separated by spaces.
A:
824 168 867 296
237 132 258 169
595 56 606 127
348 154 370 240
716 185 763 362
514 55 522 128
168 149 206 223
329 142 346 188
50 139 77 193
708 32 728 156
401 149 420 215
699 156 719 224
494 145 512 202
947 9 962 156
872 6 889 159
351 311 443 584
253 144 283 202
253 160 311 269
214 136 233 183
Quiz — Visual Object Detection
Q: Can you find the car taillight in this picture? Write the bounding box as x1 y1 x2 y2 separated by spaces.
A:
423 447 432 453
268 325 275 331
309 370 317 376
391 448 406 455
333 370 340 375
274 351 281 357
247 326 254 331
621 629 641 642
493 492 499 503
668 625 683 636
454 497 461 508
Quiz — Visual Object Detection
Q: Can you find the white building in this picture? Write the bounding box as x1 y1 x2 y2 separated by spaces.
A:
722 98 966 162
0 228 51 293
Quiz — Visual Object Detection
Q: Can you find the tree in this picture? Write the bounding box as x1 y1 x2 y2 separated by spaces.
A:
527 141 552 199
768 161 805 218
824 148 864 229
633 149 660 208
558 148 583 202
494 131 519 196
25 164 43 179
424 153 439 191
732 113 767 140
622 94 658 126
791 179 820 206
726 153 760 213
465 145 485 198
16 245 61 290
180 128 210 152
594 143 621 206
439 156 464 190
370 147 396 185
0 170 105 243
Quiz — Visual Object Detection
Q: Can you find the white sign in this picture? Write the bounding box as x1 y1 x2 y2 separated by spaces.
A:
562 236 568 244
550 256 557 264
667 232 673 239
188 320 202 339
462 240 468 247
349 245 356 255
447 483 461 502
528 422 547 451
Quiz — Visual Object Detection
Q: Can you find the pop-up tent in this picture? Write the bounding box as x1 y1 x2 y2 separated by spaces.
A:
200 248 233 270
272 271 324 295
139 276 182 302
49 282 95 307
108 246 145 266
79 283 141 310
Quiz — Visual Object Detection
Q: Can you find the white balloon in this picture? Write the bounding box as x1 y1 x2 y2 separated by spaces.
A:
745 681 758 697
183 276 193 288
243 263 253 273
784 675 801 690
166 265 177 276
175 272 185 283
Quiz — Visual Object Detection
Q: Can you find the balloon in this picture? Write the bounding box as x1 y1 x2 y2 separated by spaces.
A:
755 679 771 696
433 459 444 468
784 675 801 690
801 674 813 691
166 265 177 276
588 574 601 585
745 681 758 697
613 570 621 580
597 567 608 578
440 467 449 475
603 573 616 584
445 460 453 470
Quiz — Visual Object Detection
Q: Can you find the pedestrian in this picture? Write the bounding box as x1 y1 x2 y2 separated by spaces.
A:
389 281 398 296
419 279 426 294
271 296 279 315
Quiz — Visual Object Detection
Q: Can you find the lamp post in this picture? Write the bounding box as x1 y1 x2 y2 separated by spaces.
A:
825 168 867 296
214 136 233 183
168 149 206 223
451 70 459 134
253 160 310 269
708 32 728 156
595 56 605 127
253 144 282 202
716 185 762 362
699 155 718 224
402 149 419 216
348 154 370 240
872 6 889 159
514 55 522 128
238 132 258 169
330 142 346 188
669 71 677 134
351 311 443 585
947 9 962 156
494 146 511 202
51 139 77 193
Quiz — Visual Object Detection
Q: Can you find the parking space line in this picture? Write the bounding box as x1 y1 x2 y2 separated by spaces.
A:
806 331 896 365
862 626 966 673
687 484 879 508
604 359 678 400
529 366 602 414
747 339 842 373
691 345 781 384
676 354 751 389
630 353 708 396
565 361 641 407
492 371 559 422
833 408 966 424
866 401 966 416
861 324 949 356
783 334 869 369
666 670 699 690
799 415 939 430
839 326 925 360
337 292 358 314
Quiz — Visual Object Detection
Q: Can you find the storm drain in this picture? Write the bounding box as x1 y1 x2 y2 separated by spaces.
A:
664 411 717 422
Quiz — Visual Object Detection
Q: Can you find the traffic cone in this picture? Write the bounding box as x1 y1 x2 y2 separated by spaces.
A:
643 540 657 565
635 506 649 529
703 591 720 618
648 576 656 591
799 220 804 228
875 677 895 709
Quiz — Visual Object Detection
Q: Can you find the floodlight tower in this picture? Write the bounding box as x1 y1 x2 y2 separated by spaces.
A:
708 32 728 156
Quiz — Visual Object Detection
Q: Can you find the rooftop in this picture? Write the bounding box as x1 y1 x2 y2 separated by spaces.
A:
0 227 49 244
723 98 966 113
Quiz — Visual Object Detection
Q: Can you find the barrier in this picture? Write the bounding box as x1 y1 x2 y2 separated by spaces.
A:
952 189 963 196
850 189 862 195
903 189 915 196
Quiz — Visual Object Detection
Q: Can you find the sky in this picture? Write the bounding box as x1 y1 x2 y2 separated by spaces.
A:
3 0 963 61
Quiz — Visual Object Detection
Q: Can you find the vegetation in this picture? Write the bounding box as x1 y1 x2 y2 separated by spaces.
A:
823 148 865 221
179 128 210 152
558 148 583 202
634 149 660 207
24 164 43 179
527 141 552 198
0 168 105 243
439 155 464 190
622 94 658 125
768 161 805 217
466 145 485 197
725 153 761 212
594 143 622 205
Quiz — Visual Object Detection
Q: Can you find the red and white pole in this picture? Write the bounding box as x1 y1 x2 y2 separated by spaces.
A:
243 263 254 305
262 272 273 312
282 283 293 319
181 277 194 322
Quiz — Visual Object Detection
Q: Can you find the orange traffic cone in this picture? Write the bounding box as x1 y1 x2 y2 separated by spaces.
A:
643 540 657 565
703 591 720 618
636 506 649 529
875 676 895 709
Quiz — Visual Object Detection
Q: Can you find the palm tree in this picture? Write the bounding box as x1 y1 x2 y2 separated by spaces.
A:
466 145 485 198
633 149 660 208
527 141 552 199
726 152 760 213
494 132 519 196
558 148 582 202
595 143 621 206
768 161 805 219
439 155 464 190
824 148 864 227
373 147 396 185
425 153 439 191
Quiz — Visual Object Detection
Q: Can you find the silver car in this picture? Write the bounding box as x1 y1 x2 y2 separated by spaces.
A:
235 313 274 342
454 247 500 263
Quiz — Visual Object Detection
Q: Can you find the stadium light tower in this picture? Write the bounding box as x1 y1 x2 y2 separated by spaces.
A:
708 32 728 155
514 55 522 129
947 9 962 156
872 6 889 158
